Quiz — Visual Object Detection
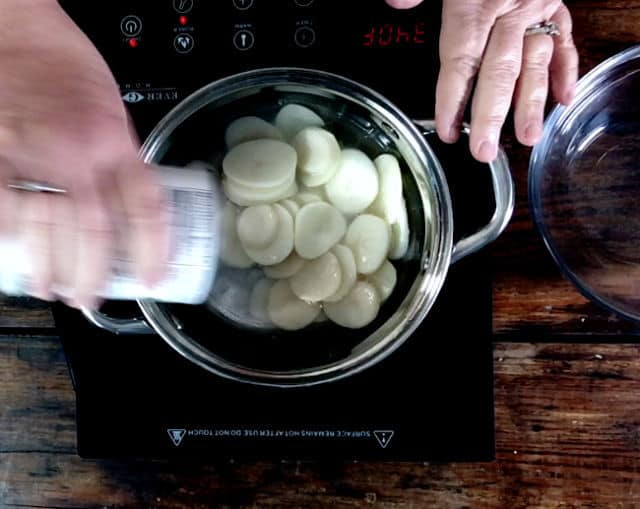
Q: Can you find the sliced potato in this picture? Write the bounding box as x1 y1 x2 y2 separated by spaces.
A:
368 154 404 224
237 204 279 250
268 279 321 330
344 214 390 274
299 184 328 199
300 165 339 188
290 251 342 303
324 244 357 303
295 202 347 259
292 127 340 181
216 114 408 332
369 260 397 301
263 252 306 279
324 281 381 329
244 204 294 266
325 149 379 215
314 310 329 322
220 202 253 268
249 278 274 323
274 104 325 141
223 177 297 207
294 191 323 207
389 199 410 260
280 199 300 218
223 139 297 189
225 116 283 148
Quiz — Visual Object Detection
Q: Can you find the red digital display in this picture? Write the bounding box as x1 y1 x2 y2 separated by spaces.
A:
362 22 426 48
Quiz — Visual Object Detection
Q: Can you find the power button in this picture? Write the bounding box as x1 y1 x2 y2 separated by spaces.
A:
120 15 142 37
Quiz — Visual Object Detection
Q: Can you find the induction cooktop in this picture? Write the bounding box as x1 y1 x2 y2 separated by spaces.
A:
54 0 496 461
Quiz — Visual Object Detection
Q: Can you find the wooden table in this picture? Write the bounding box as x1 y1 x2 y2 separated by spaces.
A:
2 1 640 507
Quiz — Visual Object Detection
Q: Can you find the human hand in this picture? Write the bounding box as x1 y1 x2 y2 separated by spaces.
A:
0 0 169 308
385 0 579 162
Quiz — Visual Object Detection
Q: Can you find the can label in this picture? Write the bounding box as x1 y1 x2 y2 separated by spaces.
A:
0 166 221 305
103 166 221 304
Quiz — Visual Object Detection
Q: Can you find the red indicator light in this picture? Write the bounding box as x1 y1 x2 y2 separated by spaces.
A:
179 15 188 26
128 38 139 48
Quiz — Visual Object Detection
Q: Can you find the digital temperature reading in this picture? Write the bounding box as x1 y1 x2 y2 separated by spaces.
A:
362 22 426 47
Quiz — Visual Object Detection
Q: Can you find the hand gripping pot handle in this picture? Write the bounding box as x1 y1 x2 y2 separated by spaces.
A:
414 120 515 263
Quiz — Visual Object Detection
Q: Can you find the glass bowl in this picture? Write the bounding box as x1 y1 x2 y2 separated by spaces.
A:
530 45 640 321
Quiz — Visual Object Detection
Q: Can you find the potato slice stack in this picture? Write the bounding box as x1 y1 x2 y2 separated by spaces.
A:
211 104 411 331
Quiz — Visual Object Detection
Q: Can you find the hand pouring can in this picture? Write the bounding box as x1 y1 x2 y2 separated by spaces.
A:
0 165 221 305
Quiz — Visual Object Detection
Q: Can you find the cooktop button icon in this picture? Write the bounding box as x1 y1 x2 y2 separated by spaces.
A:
173 0 194 13
233 0 254 10
120 15 142 37
295 0 315 6
294 26 316 48
174 34 195 54
233 29 255 51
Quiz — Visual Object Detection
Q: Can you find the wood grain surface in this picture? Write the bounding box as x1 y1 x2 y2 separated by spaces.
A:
2 0 640 507
4 338 640 508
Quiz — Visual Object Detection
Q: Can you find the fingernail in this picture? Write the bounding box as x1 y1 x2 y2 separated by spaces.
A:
524 123 542 144
477 140 497 162
563 87 576 105
446 125 459 143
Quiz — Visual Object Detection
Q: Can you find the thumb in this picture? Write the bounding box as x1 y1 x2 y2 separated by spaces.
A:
385 0 424 8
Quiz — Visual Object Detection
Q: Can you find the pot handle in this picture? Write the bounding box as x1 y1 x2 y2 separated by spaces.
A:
81 306 155 335
414 119 515 263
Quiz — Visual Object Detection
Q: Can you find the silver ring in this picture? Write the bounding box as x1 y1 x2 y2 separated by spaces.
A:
525 21 560 37
7 179 67 194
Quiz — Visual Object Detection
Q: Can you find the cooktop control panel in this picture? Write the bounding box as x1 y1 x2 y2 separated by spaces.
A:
60 0 441 135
